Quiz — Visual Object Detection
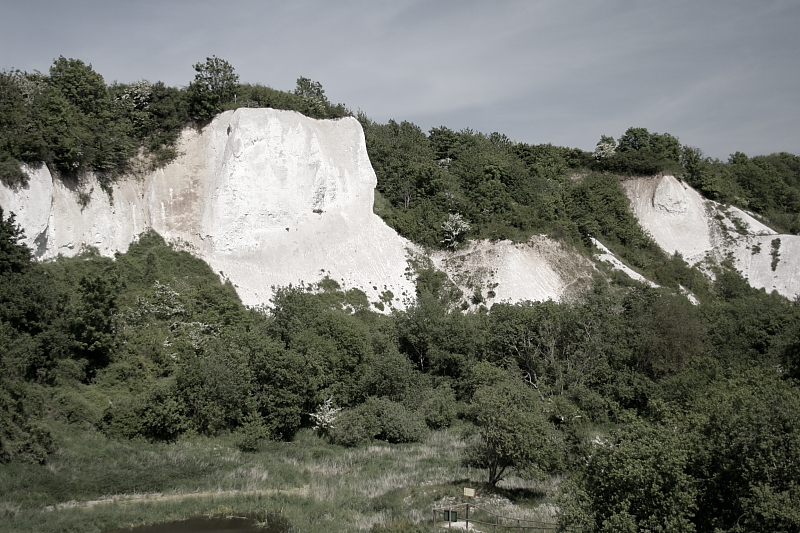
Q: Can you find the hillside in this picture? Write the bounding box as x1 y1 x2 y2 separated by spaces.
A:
0 108 601 309
4 110 800 307
3 57 800 533
624 174 800 298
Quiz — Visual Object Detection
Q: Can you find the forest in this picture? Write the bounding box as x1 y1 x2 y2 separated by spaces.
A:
1 56 800 533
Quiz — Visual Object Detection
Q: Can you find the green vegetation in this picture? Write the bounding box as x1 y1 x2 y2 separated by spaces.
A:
0 57 349 190
771 237 782 270
361 119 786 294
3 198 800 531
0 58 189 187
682 149 800 234
2 56 800 532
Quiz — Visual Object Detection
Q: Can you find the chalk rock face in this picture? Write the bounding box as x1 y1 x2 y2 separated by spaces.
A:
624 174 800 299
0 108 595 308
144 109 418 306
623 175 712 263
0 109 418 307
0 164 53 257
431 237 594 306
652 175 689 214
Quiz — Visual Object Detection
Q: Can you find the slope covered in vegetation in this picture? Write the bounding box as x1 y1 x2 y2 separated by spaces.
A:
2 57 800 533
2 200 800 531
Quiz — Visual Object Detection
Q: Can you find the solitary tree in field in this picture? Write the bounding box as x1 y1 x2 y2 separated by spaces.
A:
464 378 560 486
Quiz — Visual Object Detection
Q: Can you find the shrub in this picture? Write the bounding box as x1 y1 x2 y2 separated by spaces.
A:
328 397 428 446
417 386 457 429
0 158 27 188
368 397 428 444
0 421 54 464
328 405 380 447
100 401 143 440
51 388 100 425
234 412 271 452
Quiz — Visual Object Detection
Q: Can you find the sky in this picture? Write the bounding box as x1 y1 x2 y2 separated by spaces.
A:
2 0 799 159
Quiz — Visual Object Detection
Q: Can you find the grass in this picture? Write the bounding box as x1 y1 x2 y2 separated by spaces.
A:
0 423 561 533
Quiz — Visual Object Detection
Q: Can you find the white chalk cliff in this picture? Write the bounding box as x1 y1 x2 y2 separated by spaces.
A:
5 110 794 306
0 108 591 308
0 109 418 307
624 174 800 299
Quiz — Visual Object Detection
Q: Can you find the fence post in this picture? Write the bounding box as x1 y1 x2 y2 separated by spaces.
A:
466 503 470 530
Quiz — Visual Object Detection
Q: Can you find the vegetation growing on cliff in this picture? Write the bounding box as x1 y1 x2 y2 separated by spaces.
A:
0 57 348 190
2 205 800 531
2 56 800 532
2 54 797 237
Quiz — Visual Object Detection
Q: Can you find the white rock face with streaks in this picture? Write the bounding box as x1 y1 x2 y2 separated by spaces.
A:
0 108 590 308
623 175 712 263
431 237 594 306
0 109 419 307
623 174 800 299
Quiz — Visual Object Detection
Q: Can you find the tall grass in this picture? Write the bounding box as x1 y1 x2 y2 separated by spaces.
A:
0 424 559 533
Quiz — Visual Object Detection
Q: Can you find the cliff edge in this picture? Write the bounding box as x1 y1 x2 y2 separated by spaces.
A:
1 108 592 308
0 109 418 307
624 174 800 299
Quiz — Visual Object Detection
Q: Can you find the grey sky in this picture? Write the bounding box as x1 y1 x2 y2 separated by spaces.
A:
2 0 798 159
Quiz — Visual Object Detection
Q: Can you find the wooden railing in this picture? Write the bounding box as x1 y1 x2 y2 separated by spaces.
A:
432 502 559 531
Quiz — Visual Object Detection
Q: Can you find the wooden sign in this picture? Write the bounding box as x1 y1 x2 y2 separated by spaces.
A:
463 486 476 498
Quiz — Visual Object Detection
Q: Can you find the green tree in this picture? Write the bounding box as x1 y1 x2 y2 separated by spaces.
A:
48 56 108 116
581 417 697 533
691 372 800 533
0 208 32 275
294 76 329 118
681 145 722 199
71 273 119 377
188 56 239 121
0 71 45 186
597 127 682 175
464 378 560 486
0 208 59 462
174 349 252 435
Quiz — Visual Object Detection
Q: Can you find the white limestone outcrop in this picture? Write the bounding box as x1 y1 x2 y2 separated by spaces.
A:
431 237 595 307
623 174 800 299
0 108 589 308
5 121 797 306
0 109 419 307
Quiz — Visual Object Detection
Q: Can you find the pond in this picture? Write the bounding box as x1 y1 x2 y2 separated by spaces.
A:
104 515 290 533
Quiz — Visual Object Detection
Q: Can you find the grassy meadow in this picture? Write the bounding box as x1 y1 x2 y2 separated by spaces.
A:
0 421 559 533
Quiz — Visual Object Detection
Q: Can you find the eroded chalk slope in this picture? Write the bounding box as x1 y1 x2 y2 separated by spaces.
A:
0 108 596 308
624 174 800 299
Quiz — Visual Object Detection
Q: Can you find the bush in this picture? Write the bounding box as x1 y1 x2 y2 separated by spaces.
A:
99 401 143 440
368 397 428 444
328 397 428 446
0 421 54 464
328 405 380 447
417 386 457 429
234 412 270 452
51 388 101 425
0 158 27 188
138 382 188 441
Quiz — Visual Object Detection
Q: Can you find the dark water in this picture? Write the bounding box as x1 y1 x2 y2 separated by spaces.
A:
104 516 289 533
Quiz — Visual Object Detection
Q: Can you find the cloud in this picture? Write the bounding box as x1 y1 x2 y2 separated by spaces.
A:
1 0 799 158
